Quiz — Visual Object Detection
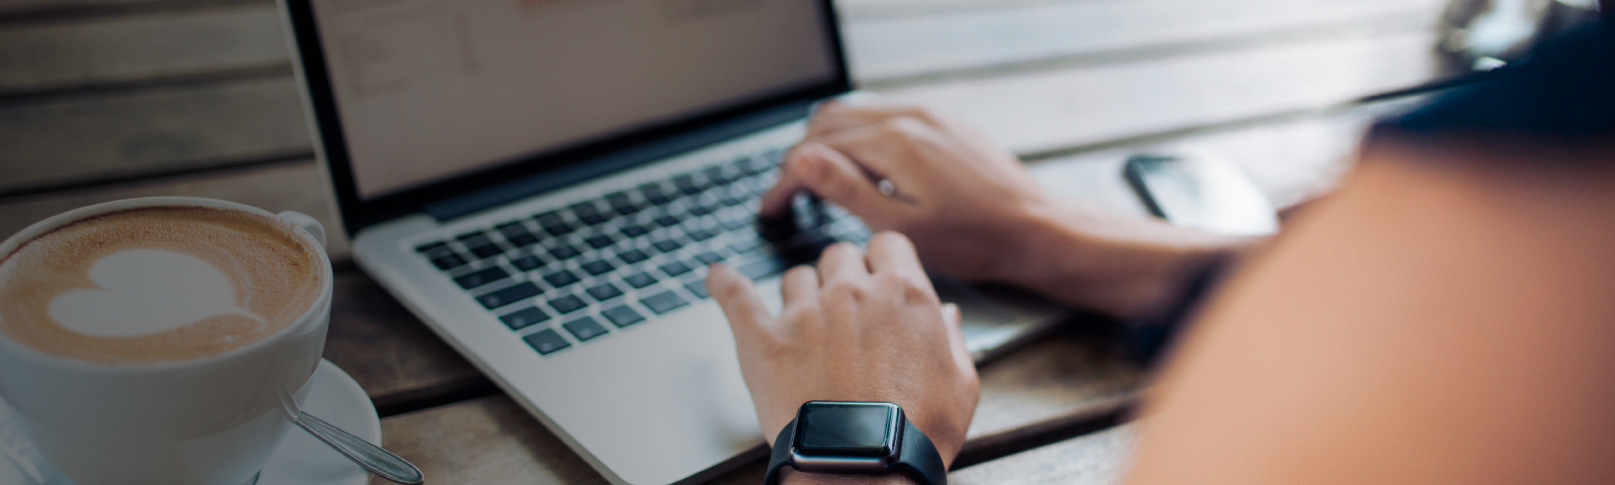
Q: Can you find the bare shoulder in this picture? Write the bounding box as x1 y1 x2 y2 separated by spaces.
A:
1126 142 1615 484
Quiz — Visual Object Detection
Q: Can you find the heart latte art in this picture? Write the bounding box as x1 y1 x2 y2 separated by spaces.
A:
0 207 324 364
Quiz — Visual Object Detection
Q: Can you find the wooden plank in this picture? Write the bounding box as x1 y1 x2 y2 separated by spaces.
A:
325 268 490 413
0 4 288 95
951 424 1136 485
880 30 1438 157
0 160 349 255
845 0 1446 83
0 76 310 195
380 332 1144 484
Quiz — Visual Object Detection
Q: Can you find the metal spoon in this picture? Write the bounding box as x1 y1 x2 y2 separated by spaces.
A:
276 385 425 484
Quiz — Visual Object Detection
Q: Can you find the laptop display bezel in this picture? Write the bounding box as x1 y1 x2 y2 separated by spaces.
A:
281 0 853 235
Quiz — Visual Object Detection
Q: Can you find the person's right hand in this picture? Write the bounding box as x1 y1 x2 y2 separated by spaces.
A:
760 100 1061 284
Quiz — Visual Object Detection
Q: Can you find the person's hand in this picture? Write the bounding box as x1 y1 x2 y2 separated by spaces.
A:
760 100 1060 283
762 99 1253 319
706 232 980 468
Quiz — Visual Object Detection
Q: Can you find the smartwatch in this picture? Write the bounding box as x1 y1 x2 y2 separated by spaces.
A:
763 401 947 485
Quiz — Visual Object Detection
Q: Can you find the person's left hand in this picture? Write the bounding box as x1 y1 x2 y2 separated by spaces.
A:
706 232 981 467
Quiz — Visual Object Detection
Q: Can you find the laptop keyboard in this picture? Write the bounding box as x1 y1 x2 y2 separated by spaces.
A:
413 148 871 356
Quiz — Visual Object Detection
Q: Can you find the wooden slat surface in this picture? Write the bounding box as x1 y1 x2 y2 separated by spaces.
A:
381 332 1143 484
888 30 1436 157
0 159 350 254
0 77 310 195
0 4 285 95
952 424 1137 485
845 0 1443 82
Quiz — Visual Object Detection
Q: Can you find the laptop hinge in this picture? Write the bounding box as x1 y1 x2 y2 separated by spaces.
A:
424 101 815 222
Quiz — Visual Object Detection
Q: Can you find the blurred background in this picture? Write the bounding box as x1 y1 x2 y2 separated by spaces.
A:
0 0 1599 256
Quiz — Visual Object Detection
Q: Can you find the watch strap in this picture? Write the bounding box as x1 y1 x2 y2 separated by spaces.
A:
762 416 948 485
893 419 947 485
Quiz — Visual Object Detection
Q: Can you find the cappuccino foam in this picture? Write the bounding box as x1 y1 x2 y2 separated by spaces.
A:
0 206 325 364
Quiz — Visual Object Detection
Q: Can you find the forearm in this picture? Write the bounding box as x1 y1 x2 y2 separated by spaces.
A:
1008 202 1258 320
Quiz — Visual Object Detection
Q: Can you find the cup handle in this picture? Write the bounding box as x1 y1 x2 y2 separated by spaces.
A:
277 211 327 249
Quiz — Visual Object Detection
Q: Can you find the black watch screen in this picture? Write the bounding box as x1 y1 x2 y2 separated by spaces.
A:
794 402 901 457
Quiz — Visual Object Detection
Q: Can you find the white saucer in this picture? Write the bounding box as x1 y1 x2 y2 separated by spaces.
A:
0 359 378 485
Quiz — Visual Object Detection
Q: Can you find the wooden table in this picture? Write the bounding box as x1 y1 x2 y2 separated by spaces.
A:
0 0 1452 482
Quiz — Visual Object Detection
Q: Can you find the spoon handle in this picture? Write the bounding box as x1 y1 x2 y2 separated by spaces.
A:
293 411 425 484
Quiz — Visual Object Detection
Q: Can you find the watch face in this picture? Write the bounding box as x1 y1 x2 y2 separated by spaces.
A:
794 402 900 457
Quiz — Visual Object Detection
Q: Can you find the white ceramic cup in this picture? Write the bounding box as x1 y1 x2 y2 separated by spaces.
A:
0 197 334 485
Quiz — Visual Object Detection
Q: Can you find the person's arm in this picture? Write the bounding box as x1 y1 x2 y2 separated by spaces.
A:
760 100 1251 320
1126 141 1615 484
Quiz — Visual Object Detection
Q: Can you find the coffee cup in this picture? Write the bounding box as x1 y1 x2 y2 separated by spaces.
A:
0 197 334 485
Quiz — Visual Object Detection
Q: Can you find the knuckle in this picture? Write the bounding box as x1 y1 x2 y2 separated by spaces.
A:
869 231 912 249
824 279 870 303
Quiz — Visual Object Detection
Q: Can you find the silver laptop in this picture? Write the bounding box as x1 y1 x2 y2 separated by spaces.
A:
278 1 1063 483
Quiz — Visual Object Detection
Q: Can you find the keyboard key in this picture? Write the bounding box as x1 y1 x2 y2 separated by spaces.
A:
693 251 724 265
585 235 615 249
603 305 645 328
524 329 570 355
660 261 692 277
654 215 681 228
431 254 469 271
536 212 575 236
548 294 588 314
500 307 551 330
686 228 716 241
416 241 447 253
705 165 734 185
549 244 581 261
651 238 682 253
606 192 640 216
720 217 750 231
624 272 657 289
563 317 609 341
617 248 649 264
511 255 544 271
468 244 504 259
506 232 540 248
478 282 542 310
580 260 615 276
543 270 581 288
685 279 710 299
641 290 689 315
456 231 487 242
620 224 649 238
640 183 672 204
455 267 509 290
586 283 624 301
688 205 714 216
739 257 789 280
570 202 608 225
673 174 704 195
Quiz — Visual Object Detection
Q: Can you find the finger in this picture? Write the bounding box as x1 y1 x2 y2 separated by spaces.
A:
864 231 925 278
816 241 870 282
759 143 893 219
706 263 774 338
779 265 821 308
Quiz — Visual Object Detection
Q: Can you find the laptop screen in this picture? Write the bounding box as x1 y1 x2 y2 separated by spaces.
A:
307 0 840 200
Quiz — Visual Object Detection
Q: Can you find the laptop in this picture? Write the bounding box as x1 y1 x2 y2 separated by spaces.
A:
278 0 1064 482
